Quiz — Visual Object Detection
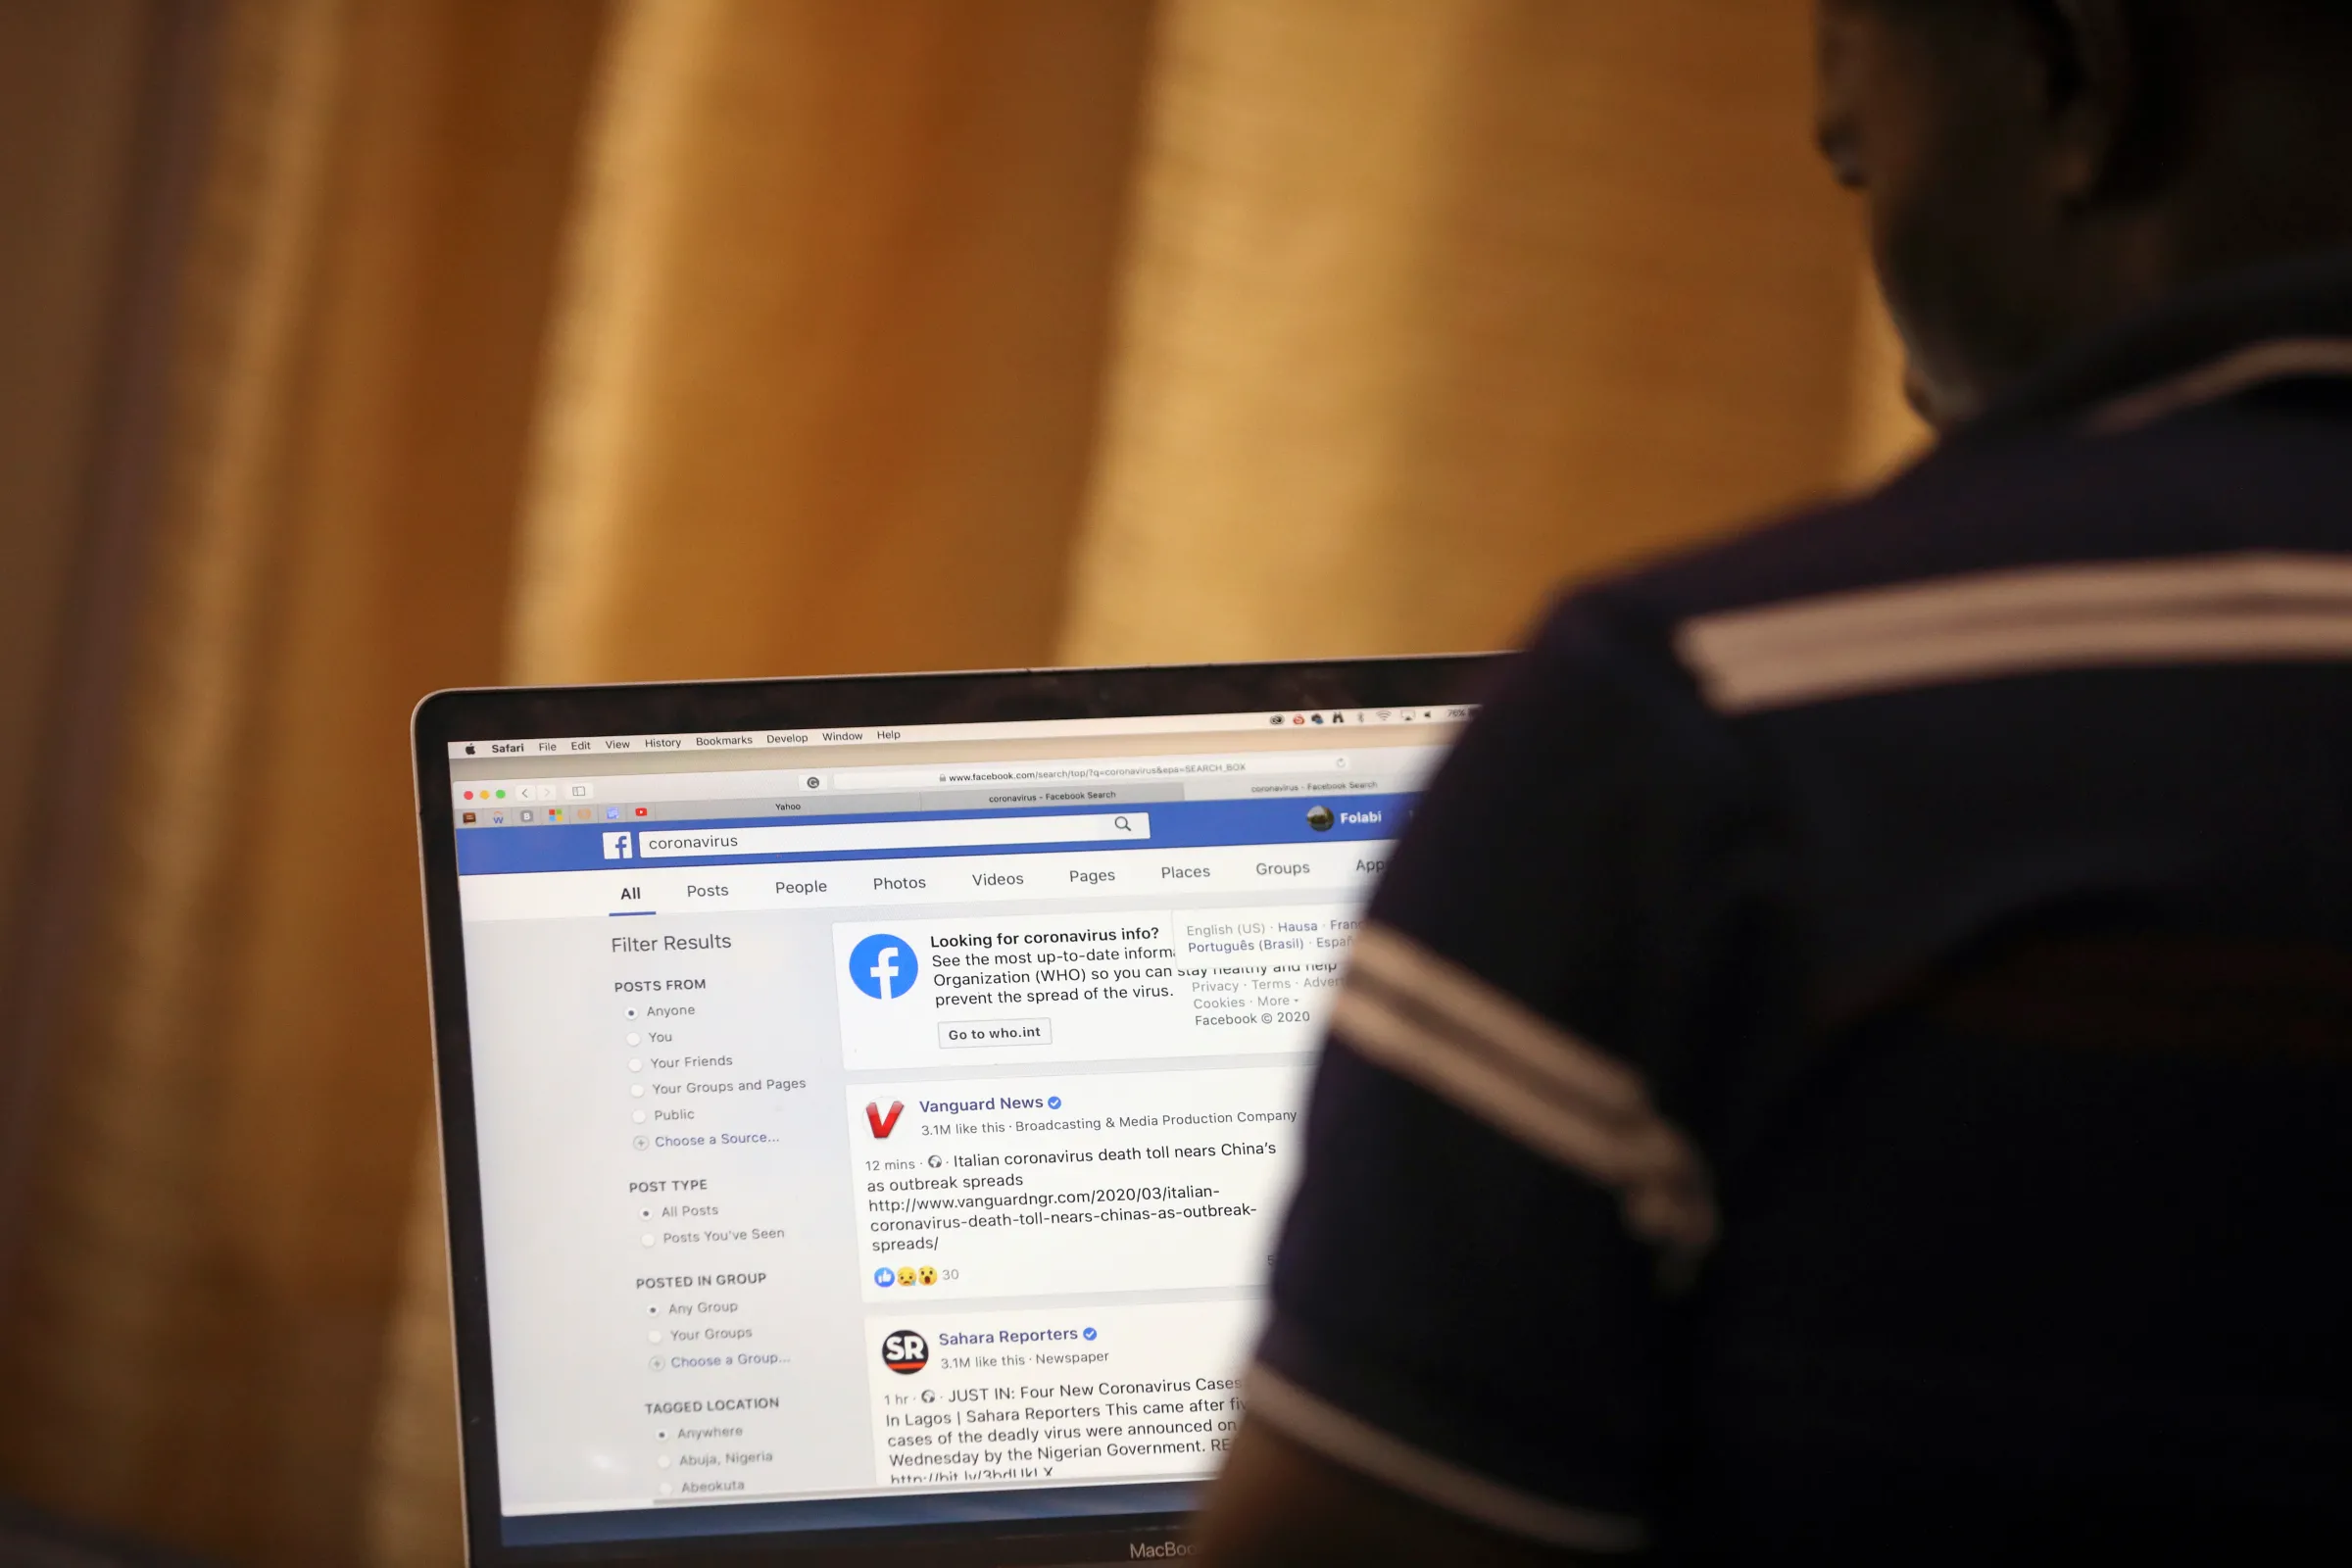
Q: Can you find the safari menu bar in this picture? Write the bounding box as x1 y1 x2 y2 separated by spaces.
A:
444 706 1477 760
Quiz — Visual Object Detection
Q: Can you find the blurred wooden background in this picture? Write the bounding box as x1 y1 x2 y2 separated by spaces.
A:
0 1 1922 1562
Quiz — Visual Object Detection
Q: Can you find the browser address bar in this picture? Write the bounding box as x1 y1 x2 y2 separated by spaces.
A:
635 811 1150 859
830 754 1350 790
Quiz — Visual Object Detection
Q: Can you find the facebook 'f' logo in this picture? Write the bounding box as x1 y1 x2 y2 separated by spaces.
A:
602 831 633 860
849 933 917 1000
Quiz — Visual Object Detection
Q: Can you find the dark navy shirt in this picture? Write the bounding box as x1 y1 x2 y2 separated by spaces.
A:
1251 253 2352 1558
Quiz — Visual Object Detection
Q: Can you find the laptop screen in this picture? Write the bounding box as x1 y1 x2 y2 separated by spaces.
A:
440 697 1471 1549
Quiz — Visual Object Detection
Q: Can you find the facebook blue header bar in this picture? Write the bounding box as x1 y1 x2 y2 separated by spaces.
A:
454 795 1419 877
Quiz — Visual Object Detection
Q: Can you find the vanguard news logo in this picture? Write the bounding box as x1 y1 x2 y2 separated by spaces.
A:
849 933 917 1000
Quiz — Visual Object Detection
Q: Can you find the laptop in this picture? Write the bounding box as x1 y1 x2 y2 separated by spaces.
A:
414 657 1495 1564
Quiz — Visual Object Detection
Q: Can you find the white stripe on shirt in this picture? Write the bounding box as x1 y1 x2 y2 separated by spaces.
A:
1242 1364 1651 1553
2088 335 2352 433
1349 924 1653 1115
1676 551 2352 714
1335 925 1717 1258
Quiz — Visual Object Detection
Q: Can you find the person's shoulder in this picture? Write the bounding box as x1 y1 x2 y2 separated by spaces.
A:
1587 443 2102 633
1490 456 1956 720
1586 394 2352 638
1462 385 2352 786
1522 395 2352 725
1504 443 1976 685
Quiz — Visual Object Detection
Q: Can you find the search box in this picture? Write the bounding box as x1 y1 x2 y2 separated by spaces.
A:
635 811 1150 859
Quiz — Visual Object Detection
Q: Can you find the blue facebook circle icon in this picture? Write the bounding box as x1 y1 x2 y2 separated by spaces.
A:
849 933 918 1000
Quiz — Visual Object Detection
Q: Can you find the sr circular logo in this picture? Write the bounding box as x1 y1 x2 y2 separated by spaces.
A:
849 933 917 1000
881 1329 929 1374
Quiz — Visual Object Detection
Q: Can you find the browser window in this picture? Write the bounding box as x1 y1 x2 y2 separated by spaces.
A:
447 707 1466 1545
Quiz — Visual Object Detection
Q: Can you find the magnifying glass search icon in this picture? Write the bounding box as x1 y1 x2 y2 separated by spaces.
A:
1112 815 1133 833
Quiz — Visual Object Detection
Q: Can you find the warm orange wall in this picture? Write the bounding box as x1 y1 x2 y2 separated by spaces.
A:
0 4 1921 1564
1062 0 1886 664
506 0 1158 686
0 3 604 1560
0 0 150 955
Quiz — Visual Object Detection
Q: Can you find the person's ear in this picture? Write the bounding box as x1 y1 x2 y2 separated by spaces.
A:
2040 0 2178 205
